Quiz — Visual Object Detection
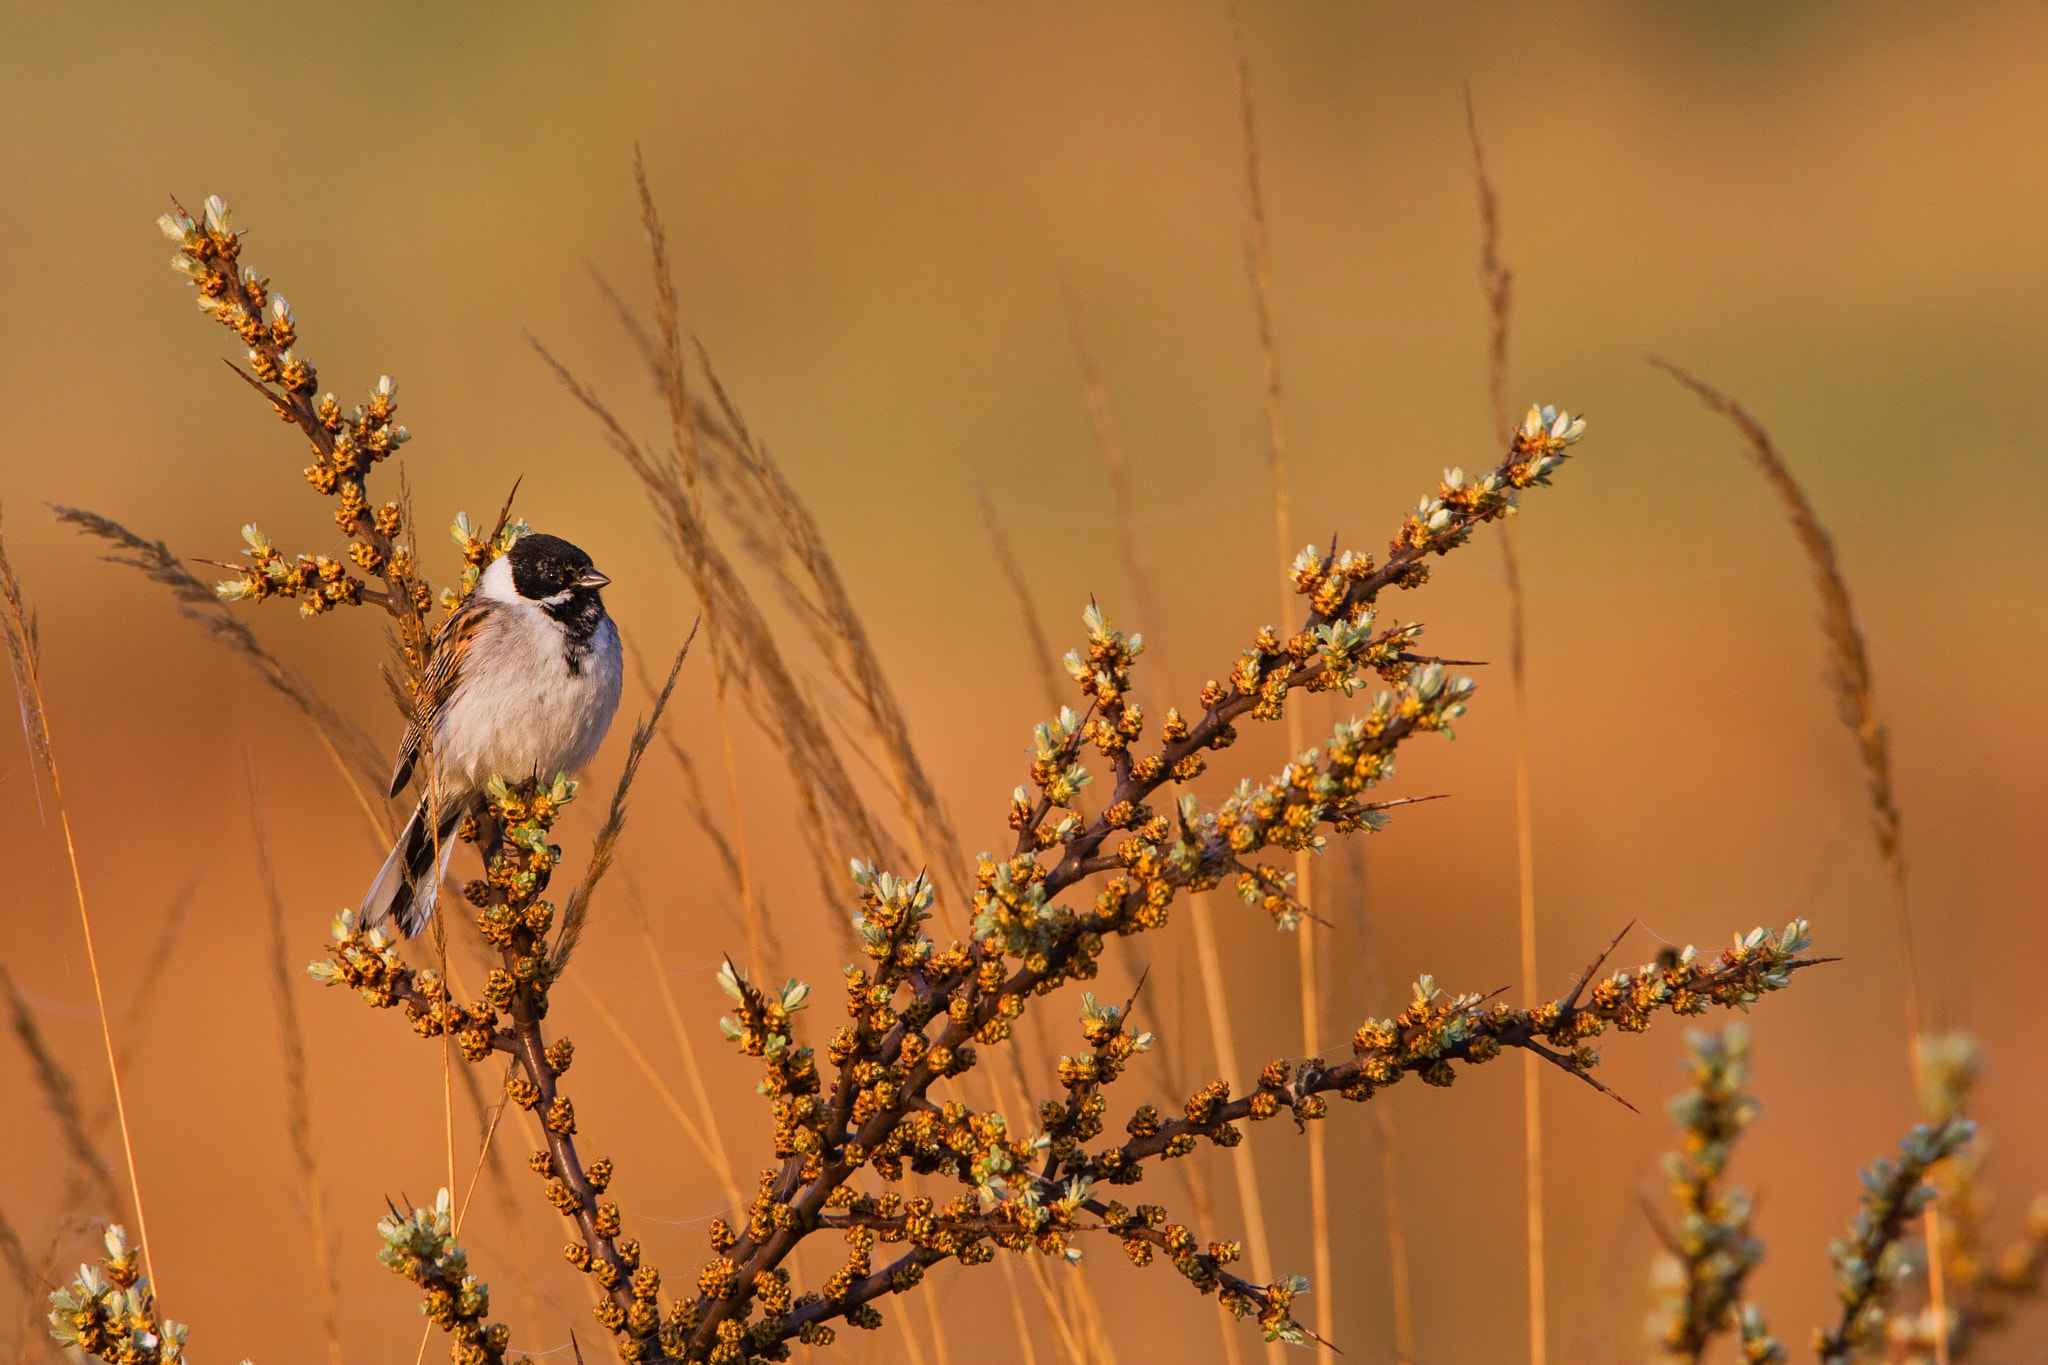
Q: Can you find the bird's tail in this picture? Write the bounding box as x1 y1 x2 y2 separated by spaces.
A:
360 793 467 938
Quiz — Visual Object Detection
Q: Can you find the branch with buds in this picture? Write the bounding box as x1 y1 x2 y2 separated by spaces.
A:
378 1190 518 1365
118 195 1831 1365
158 194 527 724
47 1227 185 1365
1652 1027 1780 1365
1819 1117 1977 1365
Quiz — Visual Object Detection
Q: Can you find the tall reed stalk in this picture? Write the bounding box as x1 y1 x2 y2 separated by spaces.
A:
1339 841 1415 1363
628 152 770 965
1068 306 1247 1365
1465 91 1546 1365
1233 40 1324 1357
249 761 343 1365
1654 359 1948 1365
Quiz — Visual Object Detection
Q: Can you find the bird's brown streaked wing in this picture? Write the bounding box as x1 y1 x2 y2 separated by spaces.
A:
386 597 492 797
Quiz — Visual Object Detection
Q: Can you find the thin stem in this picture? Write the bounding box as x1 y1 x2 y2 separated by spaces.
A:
710 673 765 964
974 478 1065 718
1344 841 1415 1364
893 1297 929 1365
0 525 161 1301
1023 1254 1092 1365
1233 33 1331 1351
919 1275 953 1365
568 970 734 1198
996 1253 1043 1365
628 896 744 1210
1654 358 1945 1364
60 809 157 1294
1372 1102 1416 1364
251 759 343 1365
1467 86 1544 1365
1190 892 1278 1297
1071 250 1245 1365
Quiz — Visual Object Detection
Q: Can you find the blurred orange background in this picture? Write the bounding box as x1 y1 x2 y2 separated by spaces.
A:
2 3 2045 1363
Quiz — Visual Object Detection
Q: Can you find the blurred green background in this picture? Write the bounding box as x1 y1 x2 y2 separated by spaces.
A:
2 2 2045 1363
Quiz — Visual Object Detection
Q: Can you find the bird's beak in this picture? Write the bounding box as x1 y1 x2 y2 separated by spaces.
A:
577 569 611 590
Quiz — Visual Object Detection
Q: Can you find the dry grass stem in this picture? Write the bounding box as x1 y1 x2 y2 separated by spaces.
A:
0 1205 32 1301
1070 279 1245 1365
566 970 731 1190
916 1279 951 1365
1372 1105 1415 1360
1 965 123 1219
1233 43 1315 1357
249 760 343 1365
113 877 201 1064
1650 361 1922 1042
455 1099 510 1231
973 479 1065 717
1066 306 1160 640
610 161 973 934
1063 1264 1120 1365
552 628 697 972
2 1196 65 1365
1341 840 1415 1364
1023 1254 1092 1365
526 333 907 934
710 703 766 962
1653 357 1947 1363
626 891 745 1209
0 515 159 1300
624 151 769 963
892 1308 928 1365
996 1255 1043 1365
0 1204 35 1350
1189 893 1278 1297
691 338 973 929
631 655 748 898
53 505 392 842
1465 86 1546 1365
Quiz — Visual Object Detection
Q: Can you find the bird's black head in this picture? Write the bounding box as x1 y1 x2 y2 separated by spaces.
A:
506 533 610 603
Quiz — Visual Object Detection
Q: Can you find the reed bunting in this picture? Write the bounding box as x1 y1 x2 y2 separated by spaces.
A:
361 532 624 936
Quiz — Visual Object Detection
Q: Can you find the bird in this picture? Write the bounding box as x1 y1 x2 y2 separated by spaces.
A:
360 531 623 937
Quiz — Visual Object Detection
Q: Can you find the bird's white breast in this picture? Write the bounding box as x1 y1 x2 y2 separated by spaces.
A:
434 601 623 792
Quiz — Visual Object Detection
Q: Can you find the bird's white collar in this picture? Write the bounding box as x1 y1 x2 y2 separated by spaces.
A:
476 554 523 605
